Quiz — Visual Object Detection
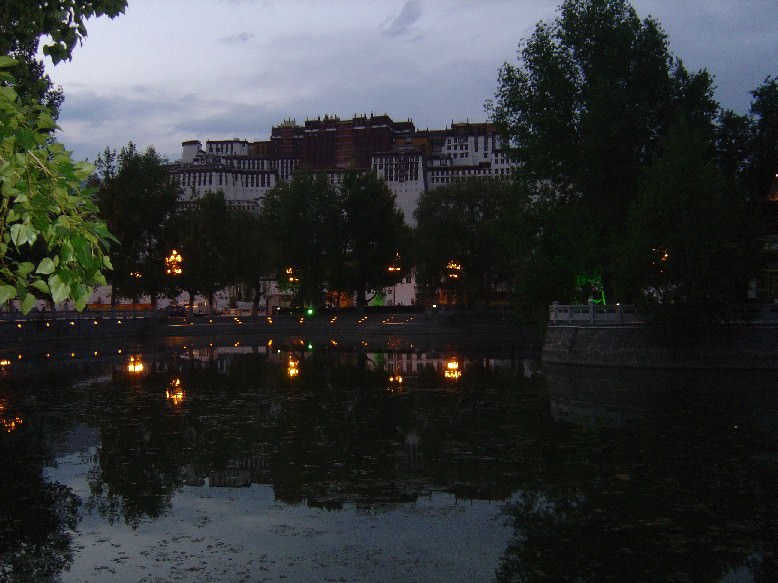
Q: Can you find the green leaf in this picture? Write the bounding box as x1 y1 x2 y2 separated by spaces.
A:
31 279 50 294
20 293 35 315
36 257 57 275
73 284 89 311
0 56 17 68
36 111 57 131
72 234 90 266
18 262 34 276
59 241 74 264
103 255 114 270
0 86 17 102
0 285 16 304
48 273 70 305
16 128 37 151
10 223 36 247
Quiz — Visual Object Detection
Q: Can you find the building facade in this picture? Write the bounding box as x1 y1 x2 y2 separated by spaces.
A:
169 114 516 223
165 115 517 309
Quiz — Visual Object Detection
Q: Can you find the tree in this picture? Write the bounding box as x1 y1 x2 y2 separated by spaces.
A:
0 59 116 312
414 178 515 306
174 191 235 316
0 2 126 313
489 0 718 311
337 170 407 308
715 109 754 193
224 207 269 316
1 1 125 115
747 77 778 201
616 122 761 317
94 143 179 306
0 1 127 64
715 77 778 204
260 172 342 308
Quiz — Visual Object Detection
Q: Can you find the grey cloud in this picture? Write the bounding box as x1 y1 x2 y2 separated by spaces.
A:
383 0 423 38
219 32 255 45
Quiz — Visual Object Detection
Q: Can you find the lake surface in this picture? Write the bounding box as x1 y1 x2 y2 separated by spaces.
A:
1 336 776 582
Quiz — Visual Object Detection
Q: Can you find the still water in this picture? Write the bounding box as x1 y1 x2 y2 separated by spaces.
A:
1 336 776 583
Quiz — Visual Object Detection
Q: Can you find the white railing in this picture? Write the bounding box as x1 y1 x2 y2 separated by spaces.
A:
548 303 642 325
548 303 778 325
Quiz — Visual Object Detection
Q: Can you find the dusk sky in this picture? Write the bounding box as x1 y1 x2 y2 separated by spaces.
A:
41 0 778 163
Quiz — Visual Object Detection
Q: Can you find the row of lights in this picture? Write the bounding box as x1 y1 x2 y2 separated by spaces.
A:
14 319 123 330
0 347 131 364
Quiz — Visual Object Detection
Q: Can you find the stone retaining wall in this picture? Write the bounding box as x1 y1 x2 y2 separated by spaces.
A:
542 323 778 369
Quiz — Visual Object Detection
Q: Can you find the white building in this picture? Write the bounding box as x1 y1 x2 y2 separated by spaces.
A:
170 139 282 212
164 121 517 308
172 122 516 220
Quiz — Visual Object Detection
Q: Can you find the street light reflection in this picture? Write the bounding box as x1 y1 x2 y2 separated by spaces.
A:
287 357 300 378
0 401 22 433
127 355 144 374
166 378 185 406
388 374 404 394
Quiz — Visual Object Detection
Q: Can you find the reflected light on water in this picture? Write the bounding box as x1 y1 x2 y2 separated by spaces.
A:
0 401 22 432
127 355 144 374
0 415 22 432
287 357 300 378
388 375 404 394
166 378 185 406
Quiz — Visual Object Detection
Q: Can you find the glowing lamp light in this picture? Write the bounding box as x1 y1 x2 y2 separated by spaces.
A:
166 378 185 405
388 374 404 393
127 355 144 374
165 249 183 275
0 401 22 432
446 260 463 280
1 416 23 432
388 253 402 273
287 357 300 378
444 358 462 380
651 247 671 275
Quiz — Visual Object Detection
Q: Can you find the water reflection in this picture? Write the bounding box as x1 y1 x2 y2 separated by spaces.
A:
493 365 778 583
0 339 776 582
0 376 82 583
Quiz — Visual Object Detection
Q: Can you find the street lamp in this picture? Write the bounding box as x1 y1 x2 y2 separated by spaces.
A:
166 249 183 275
446 260 462 280
444 358 461 380
387 253 402 274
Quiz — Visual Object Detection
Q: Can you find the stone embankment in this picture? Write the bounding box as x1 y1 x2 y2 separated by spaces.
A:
0 309 541 354
542 304 778 369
